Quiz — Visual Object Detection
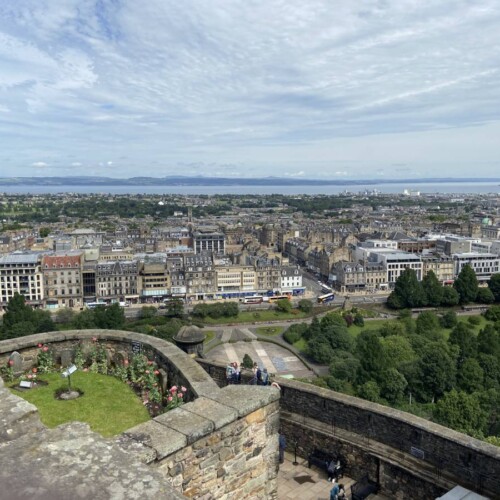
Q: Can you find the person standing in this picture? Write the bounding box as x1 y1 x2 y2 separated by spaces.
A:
250 362 258 385
330 481 339 500
278 430 286 464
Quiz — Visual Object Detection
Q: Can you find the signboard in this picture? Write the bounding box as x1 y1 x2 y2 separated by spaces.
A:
410 446 425 460
131 341 142 355
19 380 32 388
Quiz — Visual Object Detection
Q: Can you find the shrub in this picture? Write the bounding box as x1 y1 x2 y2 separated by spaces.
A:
353 314 365 327
467 316 482 327
440 310 458 329
242 353 254 369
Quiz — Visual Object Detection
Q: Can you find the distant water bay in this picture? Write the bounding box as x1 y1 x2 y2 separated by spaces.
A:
1 182 500 196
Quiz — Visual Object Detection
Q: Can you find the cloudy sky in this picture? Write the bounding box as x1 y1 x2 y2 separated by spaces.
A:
0 0 499 179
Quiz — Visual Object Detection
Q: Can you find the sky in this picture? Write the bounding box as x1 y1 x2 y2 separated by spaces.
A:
0 0 499 180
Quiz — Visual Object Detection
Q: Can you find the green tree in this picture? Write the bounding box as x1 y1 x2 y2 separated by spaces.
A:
356 330 386 383
3 293 35 329
2 321 36 340
457 358 484 393
165 299 184 318
449 323 477 364
353 313 364 327
320 313 354 352
307 337 335 364
39 227 51 238
33 309 56 333
56 308 75 325
416 311 442 341
275 299 292 313
382 335 416 371
329 351 360 383
441 286 460 306
303 316 321 341
379 368 408 404
140 306 157 319
477 354 500 390
453 264 479 305
242 353 254 369
477 287 495 304
387 268 426 309
477 324 500 358
357 381 382 403
72 309 97 329
298 299 313 314
433 390 487 436
487 273 500 302
422 270 444 307
440 310 458 329
415 342 456 402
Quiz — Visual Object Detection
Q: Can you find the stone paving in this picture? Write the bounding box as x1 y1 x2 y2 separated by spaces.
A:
278 451 390 500
204 338 314 378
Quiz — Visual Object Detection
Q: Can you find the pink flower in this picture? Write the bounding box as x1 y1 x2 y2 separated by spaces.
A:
147 360 153 366
27 374 33 379
153 383 158 387
170 385 178 392
32 367 38 373
153 370 160 376
145 370 150 375
124 359 129 366
178 393 183 398
42 346 49 352
37 343 43 348
8 360 14 366
83 368 88 372
91 337 97 342
167 396 173 402
181 386 187 392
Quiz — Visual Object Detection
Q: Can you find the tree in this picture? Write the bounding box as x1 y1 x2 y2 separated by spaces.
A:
484 305 500 322
3 293 35 329
457 358 484 393
165 299 184 318
307 337 335 364
353 313 364 327
416 342 456 402
441 287 460 306
329 351 360 383
357 381 381 403
320 314 354 352
72 309 97 329
275 299 292 313
39 227 50 238
298 299 313 314
379 368 408 404
440 310 458 329
416 311 442 340
242 353 254 369
382 336 416 371
453 264 478 305
303 316 321 341
422 270 444 307
487 273 500 302
477 324 500 358
33 309 56 333
449 323 477 364
387 268 426 309
433 390 487 436
140 306 157 319
356 330 386 383
477 287 495 304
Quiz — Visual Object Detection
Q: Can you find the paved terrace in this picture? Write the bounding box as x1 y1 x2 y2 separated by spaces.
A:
278 451 390 500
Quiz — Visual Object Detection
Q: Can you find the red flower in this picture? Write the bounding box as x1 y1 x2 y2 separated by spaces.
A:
153 370 160 376
32 367 38 373
170 385 178 392
147 360 154 366
42 346 49 352
8 360 14 366
37 343 43 348
91 337 98 342
167 396 173 402
178 392 183 398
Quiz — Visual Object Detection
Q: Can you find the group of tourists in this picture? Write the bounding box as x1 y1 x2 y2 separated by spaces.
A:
225 361 272 386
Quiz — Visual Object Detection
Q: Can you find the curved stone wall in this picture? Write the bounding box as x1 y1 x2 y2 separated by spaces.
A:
0 332 280 499
199 359 500 500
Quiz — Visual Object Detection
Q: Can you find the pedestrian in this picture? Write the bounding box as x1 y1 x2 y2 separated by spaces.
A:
330 481 339 500
233 362 241 384
278 430 286 464
338 484 346 500
261 367 270 385
226 362 235 384
250 362 258 385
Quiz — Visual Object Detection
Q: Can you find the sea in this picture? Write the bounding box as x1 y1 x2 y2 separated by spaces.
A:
1 182 500 196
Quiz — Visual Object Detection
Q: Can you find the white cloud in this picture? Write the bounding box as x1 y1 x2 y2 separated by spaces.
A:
31 161 48 167
0 1 499 178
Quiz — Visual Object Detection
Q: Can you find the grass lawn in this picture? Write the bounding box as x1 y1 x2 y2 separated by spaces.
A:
203 330 216 343
255 326 285 336
293 337 308 353
10 372 150 437
201 309 309 325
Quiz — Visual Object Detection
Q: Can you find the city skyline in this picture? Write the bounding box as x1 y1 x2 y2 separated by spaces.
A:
0 1 499 179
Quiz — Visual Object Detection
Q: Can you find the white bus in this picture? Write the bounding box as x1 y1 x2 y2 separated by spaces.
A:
317 292 335 304
241 296 264 304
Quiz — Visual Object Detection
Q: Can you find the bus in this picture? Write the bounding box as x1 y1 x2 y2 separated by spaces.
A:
268 294 291 303
241 296 264 304
317 292 335 304
85 301 106 309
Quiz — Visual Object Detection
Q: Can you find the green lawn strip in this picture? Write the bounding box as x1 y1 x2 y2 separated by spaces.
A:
255 326 285 336
347 319 387 338
200 309 308 325
293 337 308 353
203 330 216 343
9 372 149 437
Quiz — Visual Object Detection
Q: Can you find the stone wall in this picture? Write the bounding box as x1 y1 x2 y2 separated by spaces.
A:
199 361 500 499
0 332 280 499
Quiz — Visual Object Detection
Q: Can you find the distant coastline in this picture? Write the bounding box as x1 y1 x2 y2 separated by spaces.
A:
1 175 500 187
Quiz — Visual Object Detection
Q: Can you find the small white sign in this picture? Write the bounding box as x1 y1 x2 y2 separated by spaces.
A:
19 381 32 388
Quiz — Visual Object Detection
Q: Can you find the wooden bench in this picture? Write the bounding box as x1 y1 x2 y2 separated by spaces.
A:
307 449 344 479
351 474 379 500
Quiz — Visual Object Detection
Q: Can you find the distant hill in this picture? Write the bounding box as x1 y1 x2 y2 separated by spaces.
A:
0 176 499 186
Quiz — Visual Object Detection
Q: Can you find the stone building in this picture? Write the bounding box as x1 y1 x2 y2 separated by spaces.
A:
42 253 84 309
184 253 215 299
95 260 139 302
422 256 455 283
192 228 225 255
138 259 170 301
333 261 386 293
